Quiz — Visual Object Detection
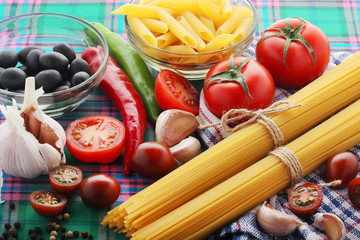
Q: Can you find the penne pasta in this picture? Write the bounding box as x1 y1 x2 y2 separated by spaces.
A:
156 32 178 48
220 0 233 19
112 4 174 19
157 10 198 48
140 18 168 33
177 16 206 50
181 10 214 41
216 6 253 35
127 16 158 47
162 0 200 12
197 0 225 28
199 34 237 52
232 17 253 44
165 45 198 54
199 15 216 35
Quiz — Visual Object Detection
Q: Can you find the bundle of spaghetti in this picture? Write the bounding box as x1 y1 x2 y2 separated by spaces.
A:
131 97 360 240
103 51 360 234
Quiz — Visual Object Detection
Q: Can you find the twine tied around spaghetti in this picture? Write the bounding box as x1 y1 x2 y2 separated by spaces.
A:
197 100 303 147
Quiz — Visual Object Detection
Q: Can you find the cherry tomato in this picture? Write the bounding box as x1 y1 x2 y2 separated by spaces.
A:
131 142 175 180
49 165 83 195
348 177 360 208
203 56 275 119
256 18 330 89
326 151 359 188
79 174 121 209
30 190 67 218
288 181 323 217
66 115 126 163
155 69 200 115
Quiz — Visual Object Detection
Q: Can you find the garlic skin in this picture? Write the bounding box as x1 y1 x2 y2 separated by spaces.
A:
170 136 201 164
313 213 346 240
155 109 199 147
257 203 303 236
0 77 66 178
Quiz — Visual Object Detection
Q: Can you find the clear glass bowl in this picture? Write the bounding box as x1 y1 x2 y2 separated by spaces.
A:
0 13 109 117
125 0 257 80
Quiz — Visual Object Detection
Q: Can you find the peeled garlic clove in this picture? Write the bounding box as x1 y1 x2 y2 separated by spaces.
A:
155 109 199 147
257 203 303 236
313 213 346 240
169 136 201 164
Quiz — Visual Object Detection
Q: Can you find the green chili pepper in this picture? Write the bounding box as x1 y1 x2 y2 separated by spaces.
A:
91 22 161 123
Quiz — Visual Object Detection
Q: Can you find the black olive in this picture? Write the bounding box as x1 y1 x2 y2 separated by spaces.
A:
70 71 90 86
26 49 45 75
54 81 71 92
69 58 91 76
53 43 76 63
39 52 69 73
0 49 18 68
0 67 27 90
35 69 63 93
0 67 5 89
18 46 44 64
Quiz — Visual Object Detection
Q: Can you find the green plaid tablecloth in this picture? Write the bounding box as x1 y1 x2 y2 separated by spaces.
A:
0 1 360 240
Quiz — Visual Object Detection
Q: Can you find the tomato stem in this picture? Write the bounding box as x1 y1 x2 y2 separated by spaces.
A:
257 18 315 66
204 55 253 99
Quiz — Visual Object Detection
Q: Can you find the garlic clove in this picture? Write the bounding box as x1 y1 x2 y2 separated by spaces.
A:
313 213 346 240
155 109 199 147
257 203 303 237
169 136 201 164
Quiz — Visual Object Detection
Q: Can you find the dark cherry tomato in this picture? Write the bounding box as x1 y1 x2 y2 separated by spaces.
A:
79 174 121 209
66 115 126 163
30 190 67 218
326 151 359 188
49 165 83 195
131 142 175 180
288 181 323 217
155 69 200 115
348 177 360 208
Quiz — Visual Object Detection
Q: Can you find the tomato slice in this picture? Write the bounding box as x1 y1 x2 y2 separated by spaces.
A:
288 182 323 217
155 69 200 115
348 178 360 209
66 115 126 163
30 190 67 218
49 165 83 195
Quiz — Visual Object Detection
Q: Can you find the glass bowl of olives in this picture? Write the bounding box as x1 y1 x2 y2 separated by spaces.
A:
0 13 109 117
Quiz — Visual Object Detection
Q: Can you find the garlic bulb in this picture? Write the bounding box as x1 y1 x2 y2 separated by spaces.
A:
313 213 346 240
0 77 66 179
257 203 303 236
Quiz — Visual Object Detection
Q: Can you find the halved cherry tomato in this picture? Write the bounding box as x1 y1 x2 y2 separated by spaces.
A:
30 190 67 218
155 69 200 115
131 142 175 180
66 115 126 163
348 178 360 208
288 181 323 217
49 165 83 195
79 174 121 209
326 151 359 188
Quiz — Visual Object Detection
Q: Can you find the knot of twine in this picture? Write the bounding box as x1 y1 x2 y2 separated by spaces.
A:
270 146 304 185
198 100 303 147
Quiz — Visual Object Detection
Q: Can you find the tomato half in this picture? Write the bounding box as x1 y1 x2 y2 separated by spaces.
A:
66 115 126 163
155 69 200 115
30 190 67 218
326 151 359 188
256 18 330 89
49 165 83 195
131 142 175 180
203 56 275 119
348 178 360 208
79 174 121 209
288 182 323 217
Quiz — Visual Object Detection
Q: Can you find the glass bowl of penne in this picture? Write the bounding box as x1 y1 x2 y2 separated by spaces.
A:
122 0 257 80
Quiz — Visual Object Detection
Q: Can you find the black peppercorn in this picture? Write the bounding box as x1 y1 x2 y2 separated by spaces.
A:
39 237 45 240
60 226 66 233
10 230 18 238
30 232 37 240
59 232 67 240
46 225 53 233
1 232 8 238
9 202 15 209
73 230 79 237
34 226 42 234
88 234 94 240
81 231 88 238
28 229 35 235
4 223 11 229
13 222 21 229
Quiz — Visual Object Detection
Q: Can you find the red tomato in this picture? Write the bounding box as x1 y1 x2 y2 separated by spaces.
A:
203 56 275 119
155 69 200 115
256 18 330 89
348 178 360 208
79 174 121 209
30 190 67 218
66 115 126 163
131 142 175 180
288 182 323 217
326 151 359 188
49 165 83 195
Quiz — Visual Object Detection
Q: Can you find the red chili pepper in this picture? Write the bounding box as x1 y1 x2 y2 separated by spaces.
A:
81 46 147 176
